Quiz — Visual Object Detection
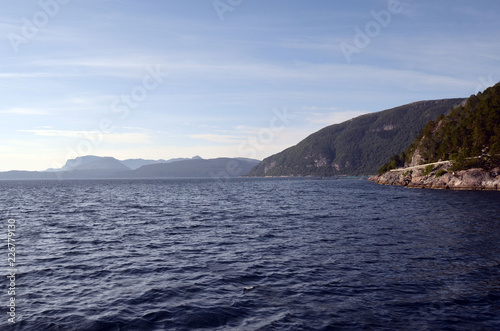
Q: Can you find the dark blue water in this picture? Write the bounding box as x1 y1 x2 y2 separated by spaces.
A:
1 178 499 330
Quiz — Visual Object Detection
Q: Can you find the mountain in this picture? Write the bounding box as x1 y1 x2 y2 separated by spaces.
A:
46 155 205 172
61 155 106 171
69 157 131 171
123 158 260 178
120 159 167 170
0 169 122 180
1 156 131 180
120 156 202 170
0 171 60 180
247 98 465 177
372 82 500 190
406 82 500 171
0 156 260 180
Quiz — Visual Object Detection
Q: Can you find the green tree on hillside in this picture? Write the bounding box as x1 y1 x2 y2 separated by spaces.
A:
379 82 500 175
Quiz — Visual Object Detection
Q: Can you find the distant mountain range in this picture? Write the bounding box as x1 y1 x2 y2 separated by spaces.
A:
1 97 475 180
122 158 259 178
0 156 259 180
247 98 465 177
45 155 201 172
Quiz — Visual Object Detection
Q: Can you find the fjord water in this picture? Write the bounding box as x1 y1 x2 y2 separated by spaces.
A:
1 178 499 330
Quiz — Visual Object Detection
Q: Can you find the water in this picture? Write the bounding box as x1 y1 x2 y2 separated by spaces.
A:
1 178 499 330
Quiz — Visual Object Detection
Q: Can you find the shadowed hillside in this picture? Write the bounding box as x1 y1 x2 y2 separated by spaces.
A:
247 98 465 177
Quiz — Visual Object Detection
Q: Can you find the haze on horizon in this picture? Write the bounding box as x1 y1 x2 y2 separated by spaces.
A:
1 0 499 171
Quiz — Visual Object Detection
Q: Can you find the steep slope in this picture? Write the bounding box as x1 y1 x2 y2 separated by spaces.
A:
247 98 465 177
60 155 104 171
71 157 131 171
405 82 500 170
372 82 500 190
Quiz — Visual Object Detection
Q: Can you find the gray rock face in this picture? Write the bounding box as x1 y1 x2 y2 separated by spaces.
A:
370 167 500 191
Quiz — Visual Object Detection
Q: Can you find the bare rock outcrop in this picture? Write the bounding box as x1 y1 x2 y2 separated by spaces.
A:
370 167 500 191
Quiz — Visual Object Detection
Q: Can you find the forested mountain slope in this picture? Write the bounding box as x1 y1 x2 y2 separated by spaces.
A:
248 98 464 176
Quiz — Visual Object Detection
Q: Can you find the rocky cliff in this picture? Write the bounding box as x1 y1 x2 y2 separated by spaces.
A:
370 166 500 190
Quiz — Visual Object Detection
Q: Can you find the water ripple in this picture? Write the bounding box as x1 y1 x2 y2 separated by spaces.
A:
0 178 499 330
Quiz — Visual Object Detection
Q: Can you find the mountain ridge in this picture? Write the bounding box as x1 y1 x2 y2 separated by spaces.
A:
0 156 259 180
46 155 205 172
247 98 465 177
121 158 260 179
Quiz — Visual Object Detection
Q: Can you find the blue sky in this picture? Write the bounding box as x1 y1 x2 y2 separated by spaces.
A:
1 0 499 171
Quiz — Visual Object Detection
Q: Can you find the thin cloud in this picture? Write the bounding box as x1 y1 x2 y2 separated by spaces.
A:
189 134 244 144
0 72 70 78
21 130 151 144
0 107 49 115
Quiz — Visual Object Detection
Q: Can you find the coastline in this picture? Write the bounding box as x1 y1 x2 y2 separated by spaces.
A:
369 166 500 191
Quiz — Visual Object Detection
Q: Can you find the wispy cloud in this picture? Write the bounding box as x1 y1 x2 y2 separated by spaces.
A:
32 56 159 71
23 53 471 89
21 130 151 144
1 1 499 171
188 134 244 144
0 107 49 115
0 72 71 78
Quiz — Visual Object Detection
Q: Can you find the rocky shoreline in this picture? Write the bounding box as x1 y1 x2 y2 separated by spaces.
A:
369 166 500 191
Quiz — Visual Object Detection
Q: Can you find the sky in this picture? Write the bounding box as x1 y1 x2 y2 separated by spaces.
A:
1 0 499 171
